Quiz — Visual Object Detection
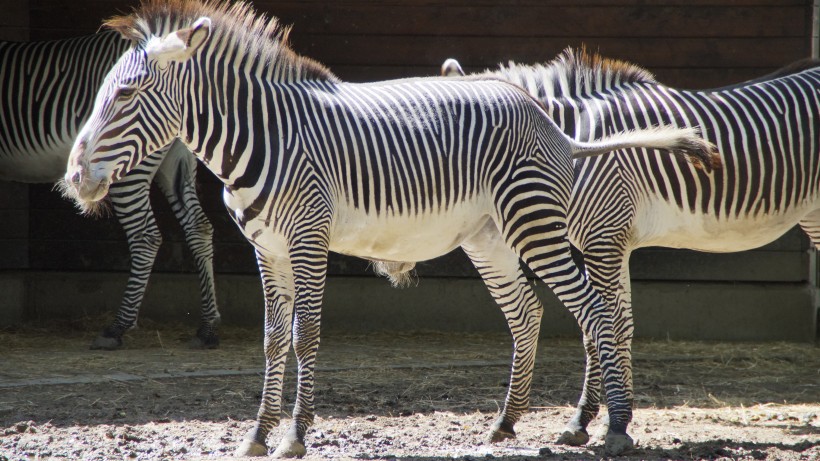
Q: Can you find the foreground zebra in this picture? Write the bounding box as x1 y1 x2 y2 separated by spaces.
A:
0 31 221 349
443 51 820 446
61 0 717 456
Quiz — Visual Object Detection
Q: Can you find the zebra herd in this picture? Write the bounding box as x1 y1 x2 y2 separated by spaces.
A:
3 0 818 457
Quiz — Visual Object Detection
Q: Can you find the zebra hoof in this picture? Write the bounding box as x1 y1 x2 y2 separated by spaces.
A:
604 431 634 456
272 436 306 458
235 438 268 457
191 325 220 349
90 335 123 350
487 416 516 443
557 428 590 446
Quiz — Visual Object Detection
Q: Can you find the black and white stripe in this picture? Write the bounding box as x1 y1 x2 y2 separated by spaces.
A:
445 49 820 446
62 2 716 457
0 31 220 349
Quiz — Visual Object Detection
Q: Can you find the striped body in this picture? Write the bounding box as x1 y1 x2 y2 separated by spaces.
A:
449 51 820 444
62 2 715 456
218 79 571 261
0 33 124 181
0 31 220 348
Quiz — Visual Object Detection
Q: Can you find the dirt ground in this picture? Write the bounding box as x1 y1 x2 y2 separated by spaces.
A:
1 322 818 461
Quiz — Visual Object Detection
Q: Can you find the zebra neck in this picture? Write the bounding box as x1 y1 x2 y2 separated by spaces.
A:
180 68 327 187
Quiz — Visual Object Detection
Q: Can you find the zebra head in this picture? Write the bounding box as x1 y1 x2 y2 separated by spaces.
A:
62 17 212 211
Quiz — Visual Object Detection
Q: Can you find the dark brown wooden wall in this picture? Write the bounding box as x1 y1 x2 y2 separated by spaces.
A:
2 0 818 281
27 0 815 87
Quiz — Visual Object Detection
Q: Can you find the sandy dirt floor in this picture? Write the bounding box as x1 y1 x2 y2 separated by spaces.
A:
1 322 818 460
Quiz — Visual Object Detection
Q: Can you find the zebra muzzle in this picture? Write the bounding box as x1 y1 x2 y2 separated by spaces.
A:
63 167 110 203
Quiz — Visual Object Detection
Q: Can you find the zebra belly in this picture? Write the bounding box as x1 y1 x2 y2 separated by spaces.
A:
328 202 492 263
633 200 816 252
0 146 69 183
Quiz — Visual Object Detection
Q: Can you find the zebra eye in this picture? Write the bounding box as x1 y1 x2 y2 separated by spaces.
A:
117 87 137 100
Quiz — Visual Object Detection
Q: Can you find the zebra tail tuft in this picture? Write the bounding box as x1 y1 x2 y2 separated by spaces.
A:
670 132 722 173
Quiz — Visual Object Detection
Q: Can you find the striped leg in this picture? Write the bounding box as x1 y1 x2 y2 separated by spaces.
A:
561 243 634 446
273 234 329 458
239 218 330 458
461 220 544 442
91 154 164 350
799 209 820 249
494 173 633 455
237 250 296 457
153 142 221 348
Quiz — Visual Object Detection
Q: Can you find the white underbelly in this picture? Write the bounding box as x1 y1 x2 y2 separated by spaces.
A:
226 188 493 262
633 200 817 252
329 200 492 262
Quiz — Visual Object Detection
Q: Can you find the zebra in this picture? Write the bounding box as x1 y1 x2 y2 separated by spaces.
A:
442 50 820 447
0 31 221 349
59 1 717 456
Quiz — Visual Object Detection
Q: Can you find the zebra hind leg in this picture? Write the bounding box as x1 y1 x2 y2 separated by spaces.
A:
154 142 221 348
461 220 544 443
557 334 601 446
559 242 630 445
91 173 162 350
493 184 634 454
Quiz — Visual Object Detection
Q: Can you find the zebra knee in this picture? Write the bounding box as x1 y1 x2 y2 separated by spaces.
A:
141 231 163 254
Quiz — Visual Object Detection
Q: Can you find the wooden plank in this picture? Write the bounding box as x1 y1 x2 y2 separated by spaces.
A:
287 35 808 70
0 241 28 269
0 210 28 239
0 0 29 28
259 0 809 9
28 1 809 38
270 5 805 38
0 183 29 209
630 247 810 283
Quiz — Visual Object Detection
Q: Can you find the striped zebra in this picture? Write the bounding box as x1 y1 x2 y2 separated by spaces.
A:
60 1 717 456
443 51 820 446
0 31 221 349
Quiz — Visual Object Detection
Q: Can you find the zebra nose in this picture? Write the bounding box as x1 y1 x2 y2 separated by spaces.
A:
68 170 82 186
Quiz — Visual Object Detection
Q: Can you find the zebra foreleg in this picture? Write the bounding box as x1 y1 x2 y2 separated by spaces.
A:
461 220 544 443
154 144 221 348
91 178 162 350
237 251 295 457
272 234 329 458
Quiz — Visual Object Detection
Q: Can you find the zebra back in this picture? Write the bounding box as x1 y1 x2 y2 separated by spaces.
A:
483 49 820 221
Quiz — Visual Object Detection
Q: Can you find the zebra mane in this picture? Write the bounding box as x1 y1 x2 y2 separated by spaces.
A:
491 47 656 99
105 0 337 82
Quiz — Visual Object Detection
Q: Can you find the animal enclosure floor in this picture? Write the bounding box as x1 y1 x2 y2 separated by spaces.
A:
0 324 818 460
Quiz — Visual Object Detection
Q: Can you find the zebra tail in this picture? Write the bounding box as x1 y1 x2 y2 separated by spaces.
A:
569 125 722 172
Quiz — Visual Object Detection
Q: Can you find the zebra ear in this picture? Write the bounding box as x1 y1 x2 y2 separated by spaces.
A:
146 17 211 65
